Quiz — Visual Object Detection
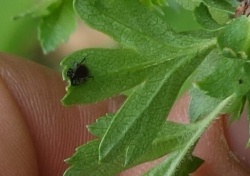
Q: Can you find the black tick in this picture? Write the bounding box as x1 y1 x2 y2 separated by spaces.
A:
67 58 93 86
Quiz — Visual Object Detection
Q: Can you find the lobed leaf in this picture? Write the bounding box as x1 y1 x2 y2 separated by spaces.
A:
143 122 198 161
194 2 223 31
61 48 168 104
63 0 216 105
189 87 221 122
202 0 235 13
65 94 236 175
74 0 212 55
13 0 59 20
145 94 236 176
64 140 123 176
38 0 76 54
65 120 201 176
145 151 203 176
98 46 214 166
87 114 114 138
217 16 250 57
174 0 201 10
190 47 250 123
62 0 227 175
195 57 250 99
190 87 246 122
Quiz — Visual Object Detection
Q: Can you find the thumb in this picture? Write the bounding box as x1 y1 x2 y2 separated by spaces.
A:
0 53 123 176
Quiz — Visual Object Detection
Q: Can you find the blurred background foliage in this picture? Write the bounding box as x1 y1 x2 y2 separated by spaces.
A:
0 0 200 69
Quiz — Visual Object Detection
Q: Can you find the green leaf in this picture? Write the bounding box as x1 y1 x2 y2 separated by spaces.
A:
223 0 239 8
62 0 216 169
74 0 212 54
65 120 201 175
65 94 235 175
63 0 219 174
64 140 124 176
144 122 199 161
62 0 216 105
189 87 221 122
13 0 59 20
98 48 213 166
189 49 247 122
174 0 201 10
61 48 164 104
194 2 223 31
202 0 235 13
87 113 114 138
189 88 246 122
145 151 203 176
145 94 236 176
38 0 76 54
88 113 201 158
208 7 231 25
189 49 222 122
195 57 250 99
228 96 246 121
217 16 250 57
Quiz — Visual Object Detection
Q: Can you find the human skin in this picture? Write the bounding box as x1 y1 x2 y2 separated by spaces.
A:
0 53 249 176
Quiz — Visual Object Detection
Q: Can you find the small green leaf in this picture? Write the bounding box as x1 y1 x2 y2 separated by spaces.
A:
65 121 201 175
228 96 246 121
194 2 223 31
87 114 114 138
13 0 59 20
38 0 76 54
74 0 211 55
189 49 223 122
189 49 248 122
145 94 236 176
208 7 231 25
174 0 200 10
223 0 239 7
217 16 250 58
61 48 170 104
202 0 235 13
64 140 124 176
189 87 221 122
144 122 199 161
64 94 235 175
196 57 250 99
145 151 203 176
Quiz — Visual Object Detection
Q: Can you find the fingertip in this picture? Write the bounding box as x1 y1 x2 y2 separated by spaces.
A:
0 68 38 175
0 54 125 175
223 111 250 173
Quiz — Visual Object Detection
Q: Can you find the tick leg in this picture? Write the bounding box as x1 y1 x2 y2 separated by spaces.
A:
71 79 79 86
76 57 86 68
79 57 86 64
67 68 74 77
